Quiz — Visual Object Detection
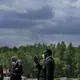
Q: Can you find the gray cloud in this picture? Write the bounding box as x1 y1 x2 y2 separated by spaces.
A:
0 0 80 34
15 6 53 20
0 29 80 47
0 0 80 46
0 5 53 28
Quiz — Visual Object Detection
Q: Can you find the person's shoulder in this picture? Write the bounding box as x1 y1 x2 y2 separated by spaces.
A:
46 58 52 65
11 62 16 66
47 57 53 61
47 57 55 64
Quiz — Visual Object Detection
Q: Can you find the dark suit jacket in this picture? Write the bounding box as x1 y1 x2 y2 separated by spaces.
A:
36 56 55 80
13 63 23 77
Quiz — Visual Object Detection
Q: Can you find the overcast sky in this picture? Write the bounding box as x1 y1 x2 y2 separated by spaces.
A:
0 0 80 47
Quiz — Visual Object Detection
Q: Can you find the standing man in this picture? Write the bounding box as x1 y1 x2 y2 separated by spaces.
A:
34 48 55 80
14 59 23 80
9 56 17 80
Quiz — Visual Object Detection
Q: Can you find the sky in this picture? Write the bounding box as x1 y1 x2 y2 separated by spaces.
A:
0 0 80 47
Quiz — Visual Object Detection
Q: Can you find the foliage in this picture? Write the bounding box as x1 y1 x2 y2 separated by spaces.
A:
0 41 80 78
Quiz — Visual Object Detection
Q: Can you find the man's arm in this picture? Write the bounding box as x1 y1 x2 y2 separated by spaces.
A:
34 56 42 70
36 63 42 70
9 62 16 75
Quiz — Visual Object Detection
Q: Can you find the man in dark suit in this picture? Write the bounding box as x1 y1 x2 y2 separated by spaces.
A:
34 48 55 80
9 56 17 80
9 57 23 80
14 59 23 80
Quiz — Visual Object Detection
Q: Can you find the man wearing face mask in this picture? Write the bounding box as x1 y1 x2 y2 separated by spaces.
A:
34 48 55 80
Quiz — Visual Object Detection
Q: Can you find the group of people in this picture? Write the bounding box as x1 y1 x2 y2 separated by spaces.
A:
9 48 55 80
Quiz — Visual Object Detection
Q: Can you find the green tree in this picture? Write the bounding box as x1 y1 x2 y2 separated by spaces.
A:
67 42 76 77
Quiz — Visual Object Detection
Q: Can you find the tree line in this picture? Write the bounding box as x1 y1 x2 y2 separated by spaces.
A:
0 41 80 78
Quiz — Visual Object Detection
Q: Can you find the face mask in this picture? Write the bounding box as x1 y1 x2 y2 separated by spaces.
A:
42 54 45 59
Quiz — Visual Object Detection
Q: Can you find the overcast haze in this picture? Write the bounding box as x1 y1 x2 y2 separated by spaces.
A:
0 0 80 47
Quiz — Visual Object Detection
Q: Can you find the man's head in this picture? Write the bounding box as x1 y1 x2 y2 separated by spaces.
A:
43 48 52 59
11 56 17 62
